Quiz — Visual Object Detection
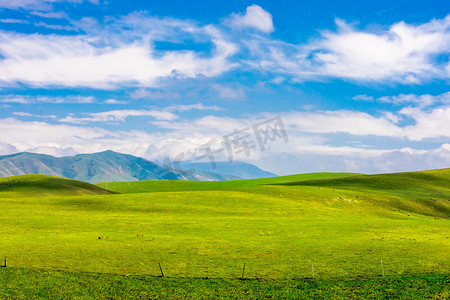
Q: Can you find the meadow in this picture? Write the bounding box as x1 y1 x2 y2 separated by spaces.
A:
0 170 449 298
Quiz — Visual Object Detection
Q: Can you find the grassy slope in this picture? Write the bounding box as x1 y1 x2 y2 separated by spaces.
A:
96 172 360 193
1 175 449 278
0 170 449 298
276 168 450 218
279 168 450 197
0 174 117 198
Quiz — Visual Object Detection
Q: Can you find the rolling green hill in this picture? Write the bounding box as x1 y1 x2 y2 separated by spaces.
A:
0 169 448 298
0 175 117 197
96 169 450 217
96 172 361 193
275 168 450 218
279 168 450 197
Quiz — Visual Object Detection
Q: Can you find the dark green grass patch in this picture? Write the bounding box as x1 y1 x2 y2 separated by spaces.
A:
1 268 448 299
0 175 117 198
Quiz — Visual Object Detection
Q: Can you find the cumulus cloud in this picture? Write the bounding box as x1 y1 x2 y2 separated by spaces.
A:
0 15 238 88
245 15 450 83
226 5 274 33
0 7 448 87
400 105 450 140
313 17 450 82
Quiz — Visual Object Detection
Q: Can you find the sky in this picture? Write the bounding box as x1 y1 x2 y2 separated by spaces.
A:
0 0 449 175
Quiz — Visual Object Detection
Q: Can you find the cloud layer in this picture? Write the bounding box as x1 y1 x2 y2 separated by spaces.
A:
1 94 450 174
0 7 448 88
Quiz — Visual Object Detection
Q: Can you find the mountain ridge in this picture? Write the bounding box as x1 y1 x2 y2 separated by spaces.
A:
0 151 274 183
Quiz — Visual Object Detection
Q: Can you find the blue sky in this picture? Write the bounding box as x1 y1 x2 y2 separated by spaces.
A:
0 0 449 175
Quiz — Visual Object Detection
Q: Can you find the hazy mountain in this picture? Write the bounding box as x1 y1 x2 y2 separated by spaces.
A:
0 151 240 183
181 161 277 179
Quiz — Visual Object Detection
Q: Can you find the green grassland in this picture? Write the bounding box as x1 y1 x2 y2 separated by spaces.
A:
2 268 449 299
0 175 116 198
0 170 449 298
95 172 360 193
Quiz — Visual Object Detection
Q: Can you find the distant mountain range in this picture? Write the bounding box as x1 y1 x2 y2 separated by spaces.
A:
0 151 276 183
181 161 277 179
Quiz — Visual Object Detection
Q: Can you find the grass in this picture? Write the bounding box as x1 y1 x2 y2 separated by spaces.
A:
1 268 449 299
0 175 116 198
95 172 360 193
0 170 449 298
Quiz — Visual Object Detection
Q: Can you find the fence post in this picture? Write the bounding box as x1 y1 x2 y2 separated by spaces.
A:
380 259 385 277
3 256 6 267
312 264 314 278
241 263 246 279
158 263 165 277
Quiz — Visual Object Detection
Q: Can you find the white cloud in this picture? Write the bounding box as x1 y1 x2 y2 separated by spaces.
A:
352 94 374 101
0 0 99 11
0 19 30 24
13 112 57 118
151 115 253 136
0 0 52 10
0 118 112 152
264 143 450 175
1 116 449 175
0 142 19 155
1 8 447 87
166 103 223 112
351 92 450 109
104 99 128 105
151 105 450 146
0 95 95 104
226 5 274 33
12 112 33 117
214 85 246 99
58 102 223 124
313 17 450 82
129 88 180 100
0 15 238 89
30 10 69 19
0 0 98 11
1 101 450 174
245 15 450 83
59 109 178 124
34 22 76 31
283 110 402 137
0 118 233 162
401 105 450 140
378 91 450 107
